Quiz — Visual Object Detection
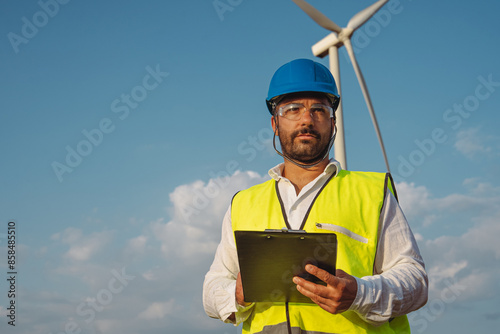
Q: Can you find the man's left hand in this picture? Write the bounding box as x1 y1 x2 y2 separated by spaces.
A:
293 264 358 314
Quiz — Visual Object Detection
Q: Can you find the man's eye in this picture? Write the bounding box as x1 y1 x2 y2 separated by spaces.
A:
311 108 326 114
285 107 300 113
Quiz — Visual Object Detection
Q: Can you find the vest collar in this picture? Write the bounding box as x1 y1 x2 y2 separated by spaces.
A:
275 171 337 230
268 158 341 182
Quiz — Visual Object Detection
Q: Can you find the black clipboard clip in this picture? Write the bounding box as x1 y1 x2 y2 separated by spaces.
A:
264 228 306 233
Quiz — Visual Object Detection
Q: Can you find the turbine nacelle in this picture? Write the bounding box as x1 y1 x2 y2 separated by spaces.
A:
312 28 354 58
312 33 340 58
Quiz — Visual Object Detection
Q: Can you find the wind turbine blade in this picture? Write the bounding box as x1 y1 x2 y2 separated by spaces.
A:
347 0 388 31
291 0 342 33
343 38 391 172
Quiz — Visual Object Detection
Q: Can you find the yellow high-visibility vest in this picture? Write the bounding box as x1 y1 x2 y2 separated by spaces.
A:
231 170 410 333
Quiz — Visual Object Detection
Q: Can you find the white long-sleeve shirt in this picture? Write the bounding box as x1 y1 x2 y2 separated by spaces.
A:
203 160 428 326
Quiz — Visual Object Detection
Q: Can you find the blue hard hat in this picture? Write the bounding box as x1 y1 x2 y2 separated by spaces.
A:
266 59 340 114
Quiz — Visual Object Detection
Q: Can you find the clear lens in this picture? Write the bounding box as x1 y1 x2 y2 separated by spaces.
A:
278 103 333 121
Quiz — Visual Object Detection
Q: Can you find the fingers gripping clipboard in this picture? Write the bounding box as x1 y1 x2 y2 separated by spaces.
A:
235 229 337 303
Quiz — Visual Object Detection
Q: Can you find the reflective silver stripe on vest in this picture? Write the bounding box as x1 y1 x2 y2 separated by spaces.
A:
255 322 339 334
315 223 368 244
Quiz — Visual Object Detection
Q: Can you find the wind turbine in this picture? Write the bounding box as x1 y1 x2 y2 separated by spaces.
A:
291 0 391 173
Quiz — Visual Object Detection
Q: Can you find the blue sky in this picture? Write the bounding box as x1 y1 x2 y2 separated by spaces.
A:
1 0 499 333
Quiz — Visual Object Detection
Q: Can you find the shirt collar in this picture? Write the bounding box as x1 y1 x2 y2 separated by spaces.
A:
268 158 341 181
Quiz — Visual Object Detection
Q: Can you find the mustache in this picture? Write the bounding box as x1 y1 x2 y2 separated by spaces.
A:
292 128 321 139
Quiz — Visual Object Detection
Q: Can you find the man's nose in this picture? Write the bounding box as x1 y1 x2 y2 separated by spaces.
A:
299 108 315 124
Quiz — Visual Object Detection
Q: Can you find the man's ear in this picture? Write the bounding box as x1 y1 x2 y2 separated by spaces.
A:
271 116 278 136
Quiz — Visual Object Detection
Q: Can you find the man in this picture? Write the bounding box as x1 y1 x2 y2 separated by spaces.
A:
203 59 428 333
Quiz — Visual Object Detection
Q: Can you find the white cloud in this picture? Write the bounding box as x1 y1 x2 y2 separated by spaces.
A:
151 170 269 263
168 170 269 225
396 182 432 219
126 235 148 254
138 299 176 320
142 267 159 281
19 170 271 334
151 218 218 261
46 228 120 292
51 227 114 262
35 246 48 258
51 227 82 243
135 172 500 333
396 179 499 228
29 170 500 334
397 178 500 305
94 319 123 333
427 260 468 285
62 229 114 262
463 177 500 196
454 127 498 159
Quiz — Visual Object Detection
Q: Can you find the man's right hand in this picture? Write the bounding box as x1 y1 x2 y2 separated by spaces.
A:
229 272 250 322
236 272 250 306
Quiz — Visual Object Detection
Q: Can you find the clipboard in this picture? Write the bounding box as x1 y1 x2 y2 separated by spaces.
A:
235 229 337 303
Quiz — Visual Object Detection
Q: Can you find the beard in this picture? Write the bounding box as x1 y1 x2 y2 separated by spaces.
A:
278 126 332 164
